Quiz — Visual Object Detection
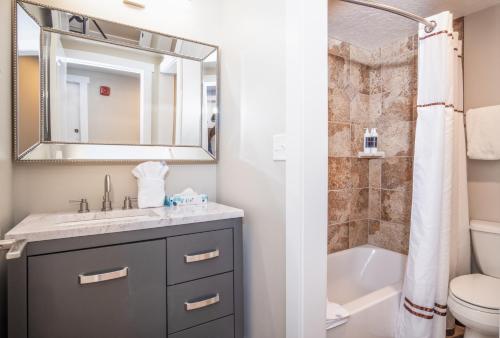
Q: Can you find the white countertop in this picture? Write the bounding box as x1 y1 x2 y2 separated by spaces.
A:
5 202 244 243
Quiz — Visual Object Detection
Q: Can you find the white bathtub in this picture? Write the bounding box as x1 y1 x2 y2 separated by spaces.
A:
327 245 407 338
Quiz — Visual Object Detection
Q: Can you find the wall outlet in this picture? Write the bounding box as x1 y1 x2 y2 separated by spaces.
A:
273 134 286 161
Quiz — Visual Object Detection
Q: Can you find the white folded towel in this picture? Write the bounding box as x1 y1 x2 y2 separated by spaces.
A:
466 105 500 160
132 161 169 208
326 301 350 330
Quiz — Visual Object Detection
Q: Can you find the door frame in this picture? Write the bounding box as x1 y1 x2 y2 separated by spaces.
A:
65 74 89 142
58 50 154 144
285 0 328 337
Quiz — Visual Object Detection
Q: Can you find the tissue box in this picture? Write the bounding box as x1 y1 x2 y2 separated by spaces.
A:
167 194 208 207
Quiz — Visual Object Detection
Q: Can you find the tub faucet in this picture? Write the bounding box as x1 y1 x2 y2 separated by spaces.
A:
102 174 113 211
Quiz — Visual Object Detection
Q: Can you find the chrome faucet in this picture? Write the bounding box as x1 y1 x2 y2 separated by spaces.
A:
69 198 90 213
101 174 113 211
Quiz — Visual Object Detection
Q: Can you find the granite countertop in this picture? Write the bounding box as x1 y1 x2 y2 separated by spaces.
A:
5 202 244 243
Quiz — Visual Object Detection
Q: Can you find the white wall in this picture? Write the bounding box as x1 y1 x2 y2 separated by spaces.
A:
3 1 295 338
464 5 500 222
69 68 141 144
216 0 287 337
13 164 216 221
176 59 202 146
0 1 13 336
11 0 221 224
153 73 175 145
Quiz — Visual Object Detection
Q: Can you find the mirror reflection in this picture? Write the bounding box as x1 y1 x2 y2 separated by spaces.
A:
44 32 215 147
17 3 40 155
15 1 219 162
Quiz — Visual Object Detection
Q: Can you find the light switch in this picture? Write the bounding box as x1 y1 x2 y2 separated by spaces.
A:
273 134 286 161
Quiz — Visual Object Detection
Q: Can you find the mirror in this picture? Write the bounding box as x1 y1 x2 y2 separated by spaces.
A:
15 1 219 162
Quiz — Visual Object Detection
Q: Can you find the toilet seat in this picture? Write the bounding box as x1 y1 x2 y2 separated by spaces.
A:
447 274 500 337
449 274 500 312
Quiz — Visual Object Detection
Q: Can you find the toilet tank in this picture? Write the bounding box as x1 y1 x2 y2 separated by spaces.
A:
470 220 500 278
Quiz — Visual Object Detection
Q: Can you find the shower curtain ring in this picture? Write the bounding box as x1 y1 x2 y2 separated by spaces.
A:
425 20 437 33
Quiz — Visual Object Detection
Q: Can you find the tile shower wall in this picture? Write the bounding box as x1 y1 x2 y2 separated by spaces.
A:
328 36 417 254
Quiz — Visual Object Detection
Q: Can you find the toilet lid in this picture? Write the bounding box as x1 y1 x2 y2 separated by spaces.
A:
450 274 500 310
470 219 500 234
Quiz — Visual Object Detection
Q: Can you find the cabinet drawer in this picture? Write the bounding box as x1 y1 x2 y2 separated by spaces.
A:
169 315 234 338
167 272 233 333
167 229 233 285
28 240 166 338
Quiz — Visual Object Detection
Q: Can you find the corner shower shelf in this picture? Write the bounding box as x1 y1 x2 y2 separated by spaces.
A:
357 151 385 159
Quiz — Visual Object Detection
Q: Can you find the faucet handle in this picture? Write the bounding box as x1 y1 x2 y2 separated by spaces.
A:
69 198 90 213
122 196 137 210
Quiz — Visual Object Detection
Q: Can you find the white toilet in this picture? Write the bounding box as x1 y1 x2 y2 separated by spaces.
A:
448 220 500 338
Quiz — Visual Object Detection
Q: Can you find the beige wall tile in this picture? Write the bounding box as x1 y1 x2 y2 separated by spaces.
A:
368 221 410 254
351 158 369 188
378 120 414 157
381 189 412 224
368 219 380 235
369 159 382 189
368 93 383 123
369 66 383 94
329 122 351 157
381 157 413 191
350 44 376 66
329 157 352 190
350 61 370 95
328 36 417 254
369 188 381 219
349 220 369 247
329 39 350 59
328 190 352 224
350 188 369 220
329 54 350 90
328 223 349 253
350 93 370 123
379 92 414 122
350 123 367 156
329 87 350 122
381 92 414 122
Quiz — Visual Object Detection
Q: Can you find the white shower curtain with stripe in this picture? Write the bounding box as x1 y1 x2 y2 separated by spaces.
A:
396 11 470 338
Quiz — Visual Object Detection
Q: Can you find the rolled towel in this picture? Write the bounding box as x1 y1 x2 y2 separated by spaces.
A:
326 301 350 330
132 161 169 208
466 105 500 160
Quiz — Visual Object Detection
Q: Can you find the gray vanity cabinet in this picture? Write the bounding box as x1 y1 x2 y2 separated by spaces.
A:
28 240 167 338
8 218 243 338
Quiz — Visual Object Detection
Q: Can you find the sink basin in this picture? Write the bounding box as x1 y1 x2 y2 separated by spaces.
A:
57 215 157 227
52 209 160 227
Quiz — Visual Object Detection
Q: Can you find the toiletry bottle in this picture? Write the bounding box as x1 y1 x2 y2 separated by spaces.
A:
364 128 371 154
370 128 378 154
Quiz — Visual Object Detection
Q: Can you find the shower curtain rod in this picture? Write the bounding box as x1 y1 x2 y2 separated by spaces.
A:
339 0 437 33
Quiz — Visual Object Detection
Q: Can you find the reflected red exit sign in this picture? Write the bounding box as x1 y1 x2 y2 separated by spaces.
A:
100 86 110 96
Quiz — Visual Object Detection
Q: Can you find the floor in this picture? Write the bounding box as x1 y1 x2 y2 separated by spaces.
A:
447 325 465 338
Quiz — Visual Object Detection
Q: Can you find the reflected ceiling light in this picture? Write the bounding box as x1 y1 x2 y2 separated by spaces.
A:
123 0 145 9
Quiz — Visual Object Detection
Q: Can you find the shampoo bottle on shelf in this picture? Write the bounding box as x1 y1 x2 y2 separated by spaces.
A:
363 128 371 154
370 128 378 154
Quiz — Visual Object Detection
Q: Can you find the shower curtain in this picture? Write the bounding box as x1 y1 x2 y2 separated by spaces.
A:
396 12 471 338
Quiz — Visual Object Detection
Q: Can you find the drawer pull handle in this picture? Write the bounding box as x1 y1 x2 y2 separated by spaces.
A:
79 267 129 285
185 293 220 311
184 249 220 263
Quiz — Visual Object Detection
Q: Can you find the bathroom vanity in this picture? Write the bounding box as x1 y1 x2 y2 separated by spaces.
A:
5 203 243 338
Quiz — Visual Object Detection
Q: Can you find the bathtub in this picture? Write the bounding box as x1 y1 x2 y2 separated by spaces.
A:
327 245 407 338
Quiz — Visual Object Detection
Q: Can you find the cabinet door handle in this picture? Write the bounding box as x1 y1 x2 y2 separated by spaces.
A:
184 249 220 263
185 293 220 311
79 267 129 285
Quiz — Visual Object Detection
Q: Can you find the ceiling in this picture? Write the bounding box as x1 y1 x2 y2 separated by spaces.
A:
329 0 500 49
